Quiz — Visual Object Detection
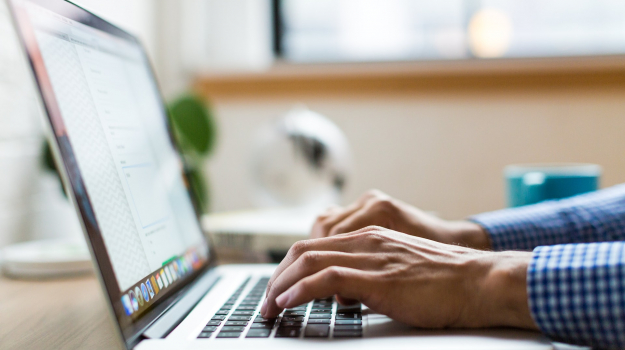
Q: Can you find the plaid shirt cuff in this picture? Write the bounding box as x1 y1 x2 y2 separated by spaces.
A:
470 184 625 251
528 242 625 349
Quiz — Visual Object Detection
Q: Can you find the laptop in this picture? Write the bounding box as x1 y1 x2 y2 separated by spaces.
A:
7 0 553 349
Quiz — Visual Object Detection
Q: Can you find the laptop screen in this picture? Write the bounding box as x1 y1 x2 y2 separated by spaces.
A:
8 0 212 340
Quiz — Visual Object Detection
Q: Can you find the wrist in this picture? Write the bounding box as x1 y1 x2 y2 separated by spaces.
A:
475 251 537 329
445 221 492 250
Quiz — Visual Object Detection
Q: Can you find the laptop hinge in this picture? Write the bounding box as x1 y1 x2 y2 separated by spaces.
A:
142 271 221 339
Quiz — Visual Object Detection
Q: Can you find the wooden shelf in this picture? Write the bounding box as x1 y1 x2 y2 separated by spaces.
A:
194 56 625 99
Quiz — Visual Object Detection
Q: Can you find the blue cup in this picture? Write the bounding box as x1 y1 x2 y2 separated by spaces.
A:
505 163 601 207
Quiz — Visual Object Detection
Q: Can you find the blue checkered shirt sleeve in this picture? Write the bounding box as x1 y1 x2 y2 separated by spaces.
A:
470 184 625 349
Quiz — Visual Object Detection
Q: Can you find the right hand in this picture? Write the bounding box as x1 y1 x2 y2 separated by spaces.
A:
311 190 491 250
262 226 535 330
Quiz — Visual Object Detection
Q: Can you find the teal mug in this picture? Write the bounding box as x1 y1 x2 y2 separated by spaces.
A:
505 163 601 207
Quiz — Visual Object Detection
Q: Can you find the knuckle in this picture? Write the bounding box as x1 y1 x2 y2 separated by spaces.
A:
362 229 388 245
323 266 343 283
363 225 384 233
372 198 397 212
289 240 309 257
300 251 320 265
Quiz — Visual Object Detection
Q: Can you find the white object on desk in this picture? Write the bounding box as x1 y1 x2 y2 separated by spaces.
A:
1 237 92 278
202 207 317 254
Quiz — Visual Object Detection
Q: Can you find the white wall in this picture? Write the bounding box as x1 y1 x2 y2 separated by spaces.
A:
205 87 625 220
153 0 273 99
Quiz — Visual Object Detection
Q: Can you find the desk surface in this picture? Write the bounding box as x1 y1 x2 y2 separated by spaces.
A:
0 274 121 350
0 274 587 350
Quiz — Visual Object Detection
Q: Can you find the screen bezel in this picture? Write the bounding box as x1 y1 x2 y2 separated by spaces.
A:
6 0 216 346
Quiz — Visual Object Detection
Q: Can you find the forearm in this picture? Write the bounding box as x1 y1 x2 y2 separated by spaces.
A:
470 184 625 251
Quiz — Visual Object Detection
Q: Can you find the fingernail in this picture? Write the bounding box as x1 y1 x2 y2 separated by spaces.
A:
260 298 267 315
276 291 291 308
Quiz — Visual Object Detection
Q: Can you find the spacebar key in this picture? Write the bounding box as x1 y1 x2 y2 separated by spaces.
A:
304 324 329 338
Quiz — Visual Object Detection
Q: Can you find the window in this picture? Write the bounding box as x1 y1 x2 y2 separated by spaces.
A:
277 0 625 63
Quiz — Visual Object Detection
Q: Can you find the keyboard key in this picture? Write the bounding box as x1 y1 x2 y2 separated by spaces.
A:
246 329 271 338
337 303 361 312
287 306 307 311
236 306 257 310
206 320 221 326
238 302 259 306
335 319 362 325
198 331 213 338
308 313 331 319
304 324 330 338
336 313 362 319
232 311 254 316
310 309 332 314
250 322 274 328
254 317 275 323
203 326 218 332
214 310 230 315
281 316 304 322
225 321 248 326
333 330 362 338
283 311 306 316
228 316 251 321
221 326 246 332
334 325 362 331
276 328 301 337
312 304 332 309
211 315 227 320
315 297 333 302
217 332 242 338
306 319 331 324
279 321 303 327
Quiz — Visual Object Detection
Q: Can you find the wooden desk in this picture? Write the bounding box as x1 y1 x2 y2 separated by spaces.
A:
0 274 121 350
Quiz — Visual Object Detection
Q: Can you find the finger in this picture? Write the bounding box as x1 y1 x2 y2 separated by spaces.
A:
275 266 370 310
311 202 363 239
327 201 390 236
311 191 384 239
263 251 381 317
336 295 358 305
262 228 380 313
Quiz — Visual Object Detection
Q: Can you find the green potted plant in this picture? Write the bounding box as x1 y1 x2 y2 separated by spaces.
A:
167 94 217 213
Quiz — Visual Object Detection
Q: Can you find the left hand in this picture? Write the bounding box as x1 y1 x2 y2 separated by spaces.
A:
311 190 491 250
260 226 537 330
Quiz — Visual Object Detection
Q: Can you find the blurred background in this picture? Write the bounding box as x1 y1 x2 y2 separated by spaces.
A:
1 0 625 249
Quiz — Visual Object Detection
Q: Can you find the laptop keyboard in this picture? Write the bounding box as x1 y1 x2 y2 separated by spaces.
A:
197 277 362 339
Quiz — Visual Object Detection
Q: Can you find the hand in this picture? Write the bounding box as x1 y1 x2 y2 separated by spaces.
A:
261 226 537 330
312 190 491 250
